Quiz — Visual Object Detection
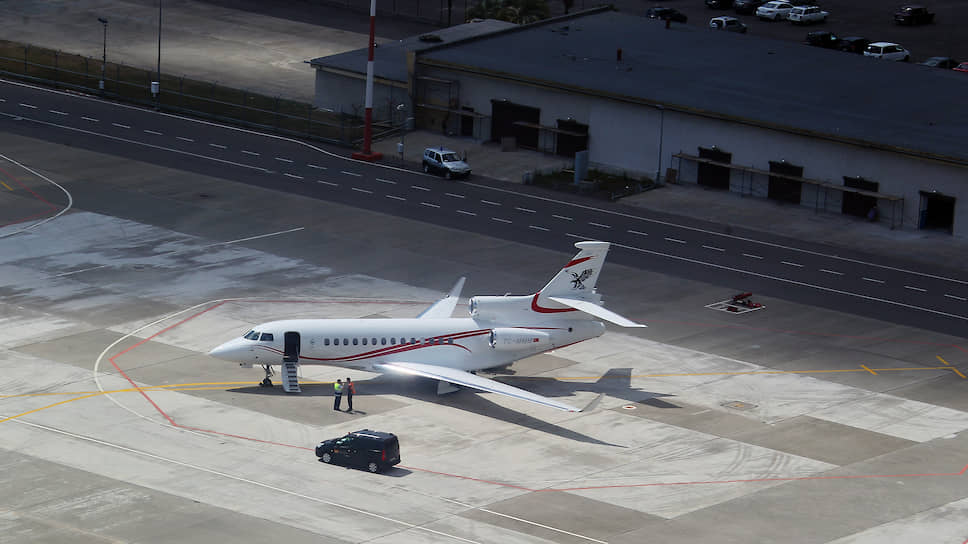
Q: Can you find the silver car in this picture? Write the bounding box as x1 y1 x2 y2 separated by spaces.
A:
422 147 471 179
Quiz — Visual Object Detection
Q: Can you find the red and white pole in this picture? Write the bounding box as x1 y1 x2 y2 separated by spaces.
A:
352 0 383 160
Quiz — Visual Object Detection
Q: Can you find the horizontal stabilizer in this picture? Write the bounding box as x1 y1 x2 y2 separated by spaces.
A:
548 296 646 328
417 277 465 319
377 361 583 412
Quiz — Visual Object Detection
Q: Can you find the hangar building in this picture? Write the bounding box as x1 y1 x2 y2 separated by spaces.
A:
310 8 968 237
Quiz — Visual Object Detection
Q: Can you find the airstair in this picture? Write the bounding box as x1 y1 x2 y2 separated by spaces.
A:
281 362 301 393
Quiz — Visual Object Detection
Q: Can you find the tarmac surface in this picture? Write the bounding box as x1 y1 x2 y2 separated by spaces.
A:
1 2 968 543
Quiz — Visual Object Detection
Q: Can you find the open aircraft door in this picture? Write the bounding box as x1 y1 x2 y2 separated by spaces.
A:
283 332 300 363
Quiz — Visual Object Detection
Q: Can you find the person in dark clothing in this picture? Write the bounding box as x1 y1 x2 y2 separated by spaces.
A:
333 379 343 411
345 378 355 412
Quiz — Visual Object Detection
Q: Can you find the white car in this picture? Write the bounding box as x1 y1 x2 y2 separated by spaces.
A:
756 1 794 21
863 42 910 62
709 16 748 33
788 5 828 24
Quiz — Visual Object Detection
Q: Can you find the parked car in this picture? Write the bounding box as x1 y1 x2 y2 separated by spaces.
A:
709 16 748 32
422 147 471 179
918 56 959 69
863 42 910 61
315 430 401 473
953 63 968 73
894 5 935 25
646 6 688 22
756 1 794 21
805 31 840 48
733 0 765 14
705 0 734 9
838 36 870 54
788 5 828 24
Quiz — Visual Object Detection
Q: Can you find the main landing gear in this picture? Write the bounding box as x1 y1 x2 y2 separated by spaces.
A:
260 364 274 387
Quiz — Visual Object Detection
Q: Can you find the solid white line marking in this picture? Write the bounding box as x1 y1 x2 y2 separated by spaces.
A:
665 237 686 244
904 285 927 292
317 180 338 187
445 192 465 198
553 214 573 221
112 122 130 129
481 200 501 206
478 508 607 544
412 185 430 192
945 294 967 301
628 229 648 237
492 217 512 224
421 202 440 208
209 143 227 149
386 195 406 201
341 170 362 177
352 187 373 194
457 210 476 216
529 225 549 231
702 245 725 252
821 269 844 276
202 227 305 248
743 253 764 259
589 222 611 229
241 150 259 156
781 261 804 268
276 157 293 163
81 116 98 122
308 164 327 170
377 178 397 185
284 173 304 180
143 129 163 135
862 277 885 284
516 207 536 213
19 103 37 109
49 110 68 116
177 136 194 142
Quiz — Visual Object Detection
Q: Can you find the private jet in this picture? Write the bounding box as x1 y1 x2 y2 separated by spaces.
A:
208 241 644 411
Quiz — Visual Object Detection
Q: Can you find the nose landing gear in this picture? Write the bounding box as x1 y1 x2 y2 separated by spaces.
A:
260 365 274 387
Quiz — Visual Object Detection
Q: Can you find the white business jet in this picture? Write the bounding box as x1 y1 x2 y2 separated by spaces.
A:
208 241 644 411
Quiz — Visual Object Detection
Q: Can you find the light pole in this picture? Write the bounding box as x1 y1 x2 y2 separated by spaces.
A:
655 104 665 184
151 0 161 103
97 17 107 91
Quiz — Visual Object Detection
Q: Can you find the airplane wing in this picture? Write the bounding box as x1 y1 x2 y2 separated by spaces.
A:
376 361 583 412
417 277 465 319
548 296 646 328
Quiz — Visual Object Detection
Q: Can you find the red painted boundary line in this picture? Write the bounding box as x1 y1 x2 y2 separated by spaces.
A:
107 300 968 490
0 165 60 228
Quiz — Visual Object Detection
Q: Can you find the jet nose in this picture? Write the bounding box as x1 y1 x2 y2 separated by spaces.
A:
208 339 241 361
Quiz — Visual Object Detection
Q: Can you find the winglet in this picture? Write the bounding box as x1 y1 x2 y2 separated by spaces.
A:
582 393 605 412
417 277 466 319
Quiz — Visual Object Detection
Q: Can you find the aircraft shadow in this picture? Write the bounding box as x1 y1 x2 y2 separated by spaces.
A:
229 368 669 446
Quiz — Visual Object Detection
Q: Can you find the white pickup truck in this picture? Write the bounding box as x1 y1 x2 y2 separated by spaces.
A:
788 5 829 24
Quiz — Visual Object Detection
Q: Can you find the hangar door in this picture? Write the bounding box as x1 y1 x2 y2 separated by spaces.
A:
556 119 589 157
697 147 731 190
491 100 539 149
919 191 955 233
768 160 804 205
842 176 878 218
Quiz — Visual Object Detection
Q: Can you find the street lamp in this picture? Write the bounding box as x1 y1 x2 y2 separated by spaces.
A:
97 17 107 91
655 104 665 184
151 0 161 103
396 103 414 164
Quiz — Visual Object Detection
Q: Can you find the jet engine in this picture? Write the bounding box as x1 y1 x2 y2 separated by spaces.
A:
489 328 550 351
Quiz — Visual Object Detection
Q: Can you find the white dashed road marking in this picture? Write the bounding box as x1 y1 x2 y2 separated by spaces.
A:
112 122 130 129
421 202 440 208
821 269 844 275
665 237 686 244
702 245 725 252
945 294 967 301
589 222 611 229
492 217 512 224
481 200 501 206
553 215 573 221
143 129 163 135
904 285 927 292
352 187 372 194
81 116 99 122
377 178 397 185
276 157 293 163
177 136 194 142
863 277 885 284
457 210 477 216
316 180 338 187
628 229 648 237
341 170 362 177
308 164 327 170
209 143 227 149
386 195 406 201
516 207 536 213
19 103 37 109
412 185 431 192
743 253 763 259
241 150 260 156
49 110 68 116
284 173 304 180
445 192 464 198
781 261 804 268
529 225 549 231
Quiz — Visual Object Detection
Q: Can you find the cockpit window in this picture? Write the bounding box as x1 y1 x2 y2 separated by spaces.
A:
259 333 274 342
244 330 260 340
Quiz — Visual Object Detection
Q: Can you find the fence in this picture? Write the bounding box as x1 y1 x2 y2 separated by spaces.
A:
0 40 367 147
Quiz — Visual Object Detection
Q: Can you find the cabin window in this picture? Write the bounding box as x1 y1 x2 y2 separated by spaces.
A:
381 338 387 345
353 338 358 345
362 338 368 345
448 338 453 344
410 337 417 344
324 338 329 346
343 338 348 346
390 337 396 345
260 333 273 342
371 337 377 345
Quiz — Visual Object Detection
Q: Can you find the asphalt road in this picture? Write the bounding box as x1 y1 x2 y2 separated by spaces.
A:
3 78 967 337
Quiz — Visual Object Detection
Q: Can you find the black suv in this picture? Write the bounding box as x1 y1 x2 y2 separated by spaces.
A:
733 0 765 14
315 430 401 473
894 5 934 25
646 7 688 22
837 36 870 54
805 31 840 49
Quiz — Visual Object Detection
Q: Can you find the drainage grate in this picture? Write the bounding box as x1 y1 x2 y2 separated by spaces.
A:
721 400 757 411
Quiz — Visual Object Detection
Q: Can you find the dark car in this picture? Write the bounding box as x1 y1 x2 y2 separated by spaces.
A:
646 7 688 22
705 0 734 9
733 0 765 14
805 31 840 49
315 429 401 473
838 36 870 54
954 63 968 73
919 56 959 69
894 5 935 25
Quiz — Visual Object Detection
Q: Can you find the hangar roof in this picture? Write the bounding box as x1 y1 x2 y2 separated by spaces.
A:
417 9 967 165
308 18 516 83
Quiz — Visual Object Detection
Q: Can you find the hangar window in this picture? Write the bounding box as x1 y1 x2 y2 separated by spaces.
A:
260 333 273 342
